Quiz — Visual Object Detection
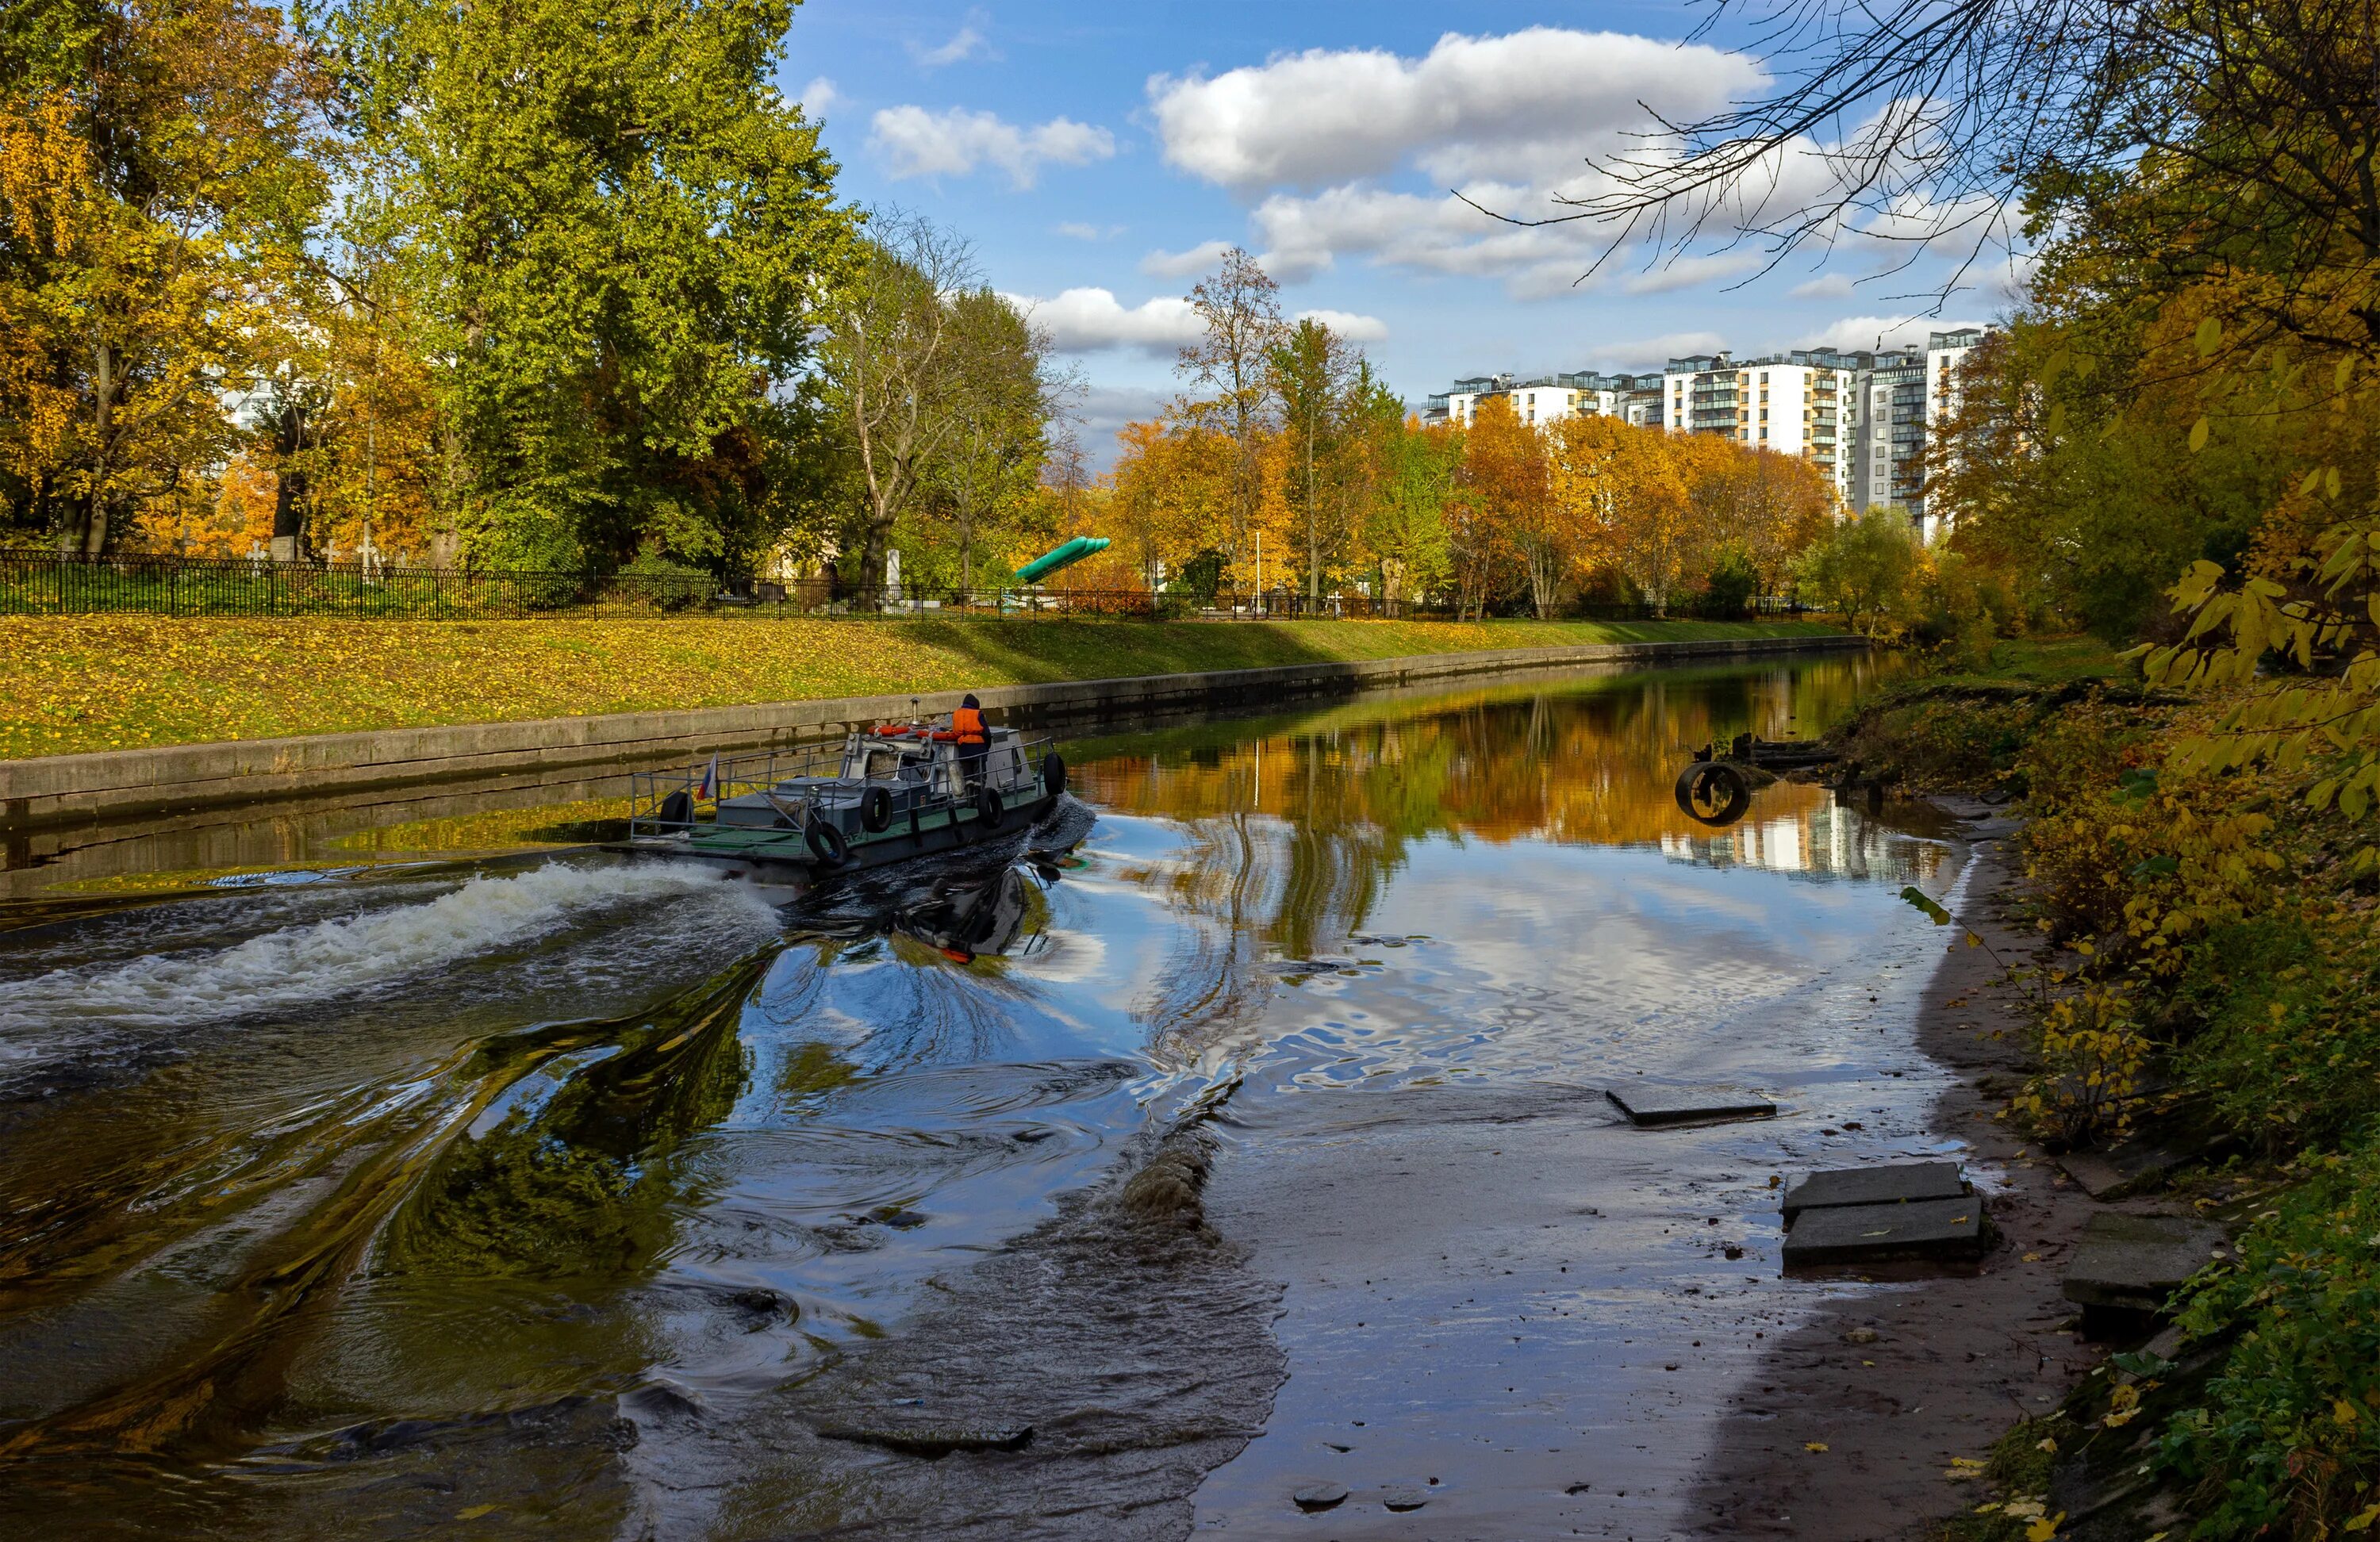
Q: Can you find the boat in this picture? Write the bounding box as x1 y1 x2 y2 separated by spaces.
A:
608 711 1069 880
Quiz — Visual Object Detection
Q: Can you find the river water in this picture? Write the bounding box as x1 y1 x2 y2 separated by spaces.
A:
0 655 1975 1540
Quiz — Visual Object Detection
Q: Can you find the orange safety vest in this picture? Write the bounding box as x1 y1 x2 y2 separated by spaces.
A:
950 706 986 744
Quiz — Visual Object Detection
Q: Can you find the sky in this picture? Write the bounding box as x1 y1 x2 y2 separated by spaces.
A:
775 2 2017 462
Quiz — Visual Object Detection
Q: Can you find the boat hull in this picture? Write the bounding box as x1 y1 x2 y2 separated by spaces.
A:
605 791 1064 880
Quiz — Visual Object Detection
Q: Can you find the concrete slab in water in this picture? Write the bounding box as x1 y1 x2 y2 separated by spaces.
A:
2062 1213 2226 1311
1782 1161 1968 1222
1783 1195 1987 1267
1606 1084 1776 1126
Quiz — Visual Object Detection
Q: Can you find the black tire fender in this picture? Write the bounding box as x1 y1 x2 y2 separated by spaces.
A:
861 785 895 832
975 784 1006 831
657 788 695 827
1042 751 1067 796
1673 761 1752 827
805 816 849 867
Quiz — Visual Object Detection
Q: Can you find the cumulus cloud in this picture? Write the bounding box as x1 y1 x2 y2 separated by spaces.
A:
1789 274 1856 299
793 76 839 119
1296 308 1389 342
1073 384 1177 470
1140 240 1234 279
1056 221 1124 241
1793 314 1993 353
1003 288 1202 355
869 106 1116 189
1148 28 1761 194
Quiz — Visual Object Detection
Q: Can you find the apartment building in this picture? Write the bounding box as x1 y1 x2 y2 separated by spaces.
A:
1427 327 1991 531
1428 371 1664 431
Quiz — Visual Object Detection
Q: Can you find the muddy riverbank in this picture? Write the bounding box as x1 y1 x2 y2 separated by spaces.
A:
1685 807 2106 1540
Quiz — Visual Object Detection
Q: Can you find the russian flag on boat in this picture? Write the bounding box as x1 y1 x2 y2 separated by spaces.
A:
696 754 720 801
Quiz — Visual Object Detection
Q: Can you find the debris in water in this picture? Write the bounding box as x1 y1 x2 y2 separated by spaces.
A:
1293 1482 1349 1513
1605 1084 1777 1127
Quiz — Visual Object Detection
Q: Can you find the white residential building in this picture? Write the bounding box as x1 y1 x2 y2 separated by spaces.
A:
1426 328 1993 529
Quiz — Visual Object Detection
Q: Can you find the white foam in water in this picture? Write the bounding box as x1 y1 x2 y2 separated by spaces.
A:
0 862 775 1038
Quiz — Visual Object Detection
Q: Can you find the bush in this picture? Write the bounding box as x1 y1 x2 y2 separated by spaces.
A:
614 546 716 612
1695 547 1760 618
2158 1137 2380 1538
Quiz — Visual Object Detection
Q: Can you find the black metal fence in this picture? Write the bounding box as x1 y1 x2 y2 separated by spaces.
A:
0 549 1755 623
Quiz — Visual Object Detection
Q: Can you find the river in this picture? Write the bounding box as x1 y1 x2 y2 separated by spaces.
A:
0 654 1979 1540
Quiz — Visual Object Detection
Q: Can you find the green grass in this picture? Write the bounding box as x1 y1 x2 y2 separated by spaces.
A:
0 613 1848 758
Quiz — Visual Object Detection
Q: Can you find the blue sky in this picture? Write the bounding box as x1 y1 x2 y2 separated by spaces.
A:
775 2 2013 460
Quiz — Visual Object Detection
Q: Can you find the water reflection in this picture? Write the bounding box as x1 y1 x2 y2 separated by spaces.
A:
0 653 1954 1539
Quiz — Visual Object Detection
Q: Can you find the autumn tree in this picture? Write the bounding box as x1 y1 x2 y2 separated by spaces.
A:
1266 316 1357 608
1177 247 1284 583
1460 397 1560 617
1 0 326 553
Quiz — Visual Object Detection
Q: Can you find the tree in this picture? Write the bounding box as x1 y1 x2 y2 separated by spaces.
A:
328 0 850 570
815 213 977 595
1461 396 1560 617
931 287 1060 591
1177 247 1284 583
1266 316 1355 608
1 0 325 552
1797 506 1921 635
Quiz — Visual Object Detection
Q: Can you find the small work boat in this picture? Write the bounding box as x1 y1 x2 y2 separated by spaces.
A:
609 710 1069 880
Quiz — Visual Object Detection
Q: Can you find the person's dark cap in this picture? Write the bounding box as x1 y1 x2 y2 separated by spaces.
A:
962 693 980 708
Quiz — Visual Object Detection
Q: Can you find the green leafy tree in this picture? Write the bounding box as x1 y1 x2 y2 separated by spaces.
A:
324 0 850 571
1796 506 1919 635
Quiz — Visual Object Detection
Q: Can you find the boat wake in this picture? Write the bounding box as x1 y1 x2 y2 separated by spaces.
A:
0 861 773 1050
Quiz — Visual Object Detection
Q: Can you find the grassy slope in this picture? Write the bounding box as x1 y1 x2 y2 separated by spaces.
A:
2 614 1844 759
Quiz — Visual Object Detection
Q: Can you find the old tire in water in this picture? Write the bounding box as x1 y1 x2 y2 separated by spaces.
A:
804 816 849 868
975 784 1006 831
861 785 895 832
1673 761 1752 827
657 788 695 827
1042 752 1067 796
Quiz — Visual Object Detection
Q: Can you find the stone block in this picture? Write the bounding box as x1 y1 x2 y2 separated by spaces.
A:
2062 1213 2225 1313
1782 1195 1987 1267
1606 1084 1777 1127
1781 1161 1969 1222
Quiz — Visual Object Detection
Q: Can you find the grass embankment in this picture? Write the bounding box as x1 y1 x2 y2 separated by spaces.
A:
0 613 1841 759
1833 637 2380 1540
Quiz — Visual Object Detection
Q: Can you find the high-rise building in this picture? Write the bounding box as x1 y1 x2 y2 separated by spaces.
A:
1425 329 1991 531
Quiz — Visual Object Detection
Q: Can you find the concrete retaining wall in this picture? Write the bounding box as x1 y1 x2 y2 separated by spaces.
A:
1 634 1864 828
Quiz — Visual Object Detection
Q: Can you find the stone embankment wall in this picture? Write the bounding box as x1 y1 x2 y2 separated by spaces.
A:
1 635 1865 827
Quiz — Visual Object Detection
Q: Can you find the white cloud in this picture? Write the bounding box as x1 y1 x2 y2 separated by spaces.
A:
1296 308 1389 343
1140 240 1234 280
1618 252 1767 296
793 76 839 119
1056 221 1124 241
911 12 992 68
1003 288 1202 355
1247 183 1604 297
1073 384 1177 470
869 106 1117 189
1148 28 1763 194
1793 314 1992 353
1789 274 1856 300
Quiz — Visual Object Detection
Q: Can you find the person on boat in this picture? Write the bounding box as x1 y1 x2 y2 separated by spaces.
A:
932 693 990 788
